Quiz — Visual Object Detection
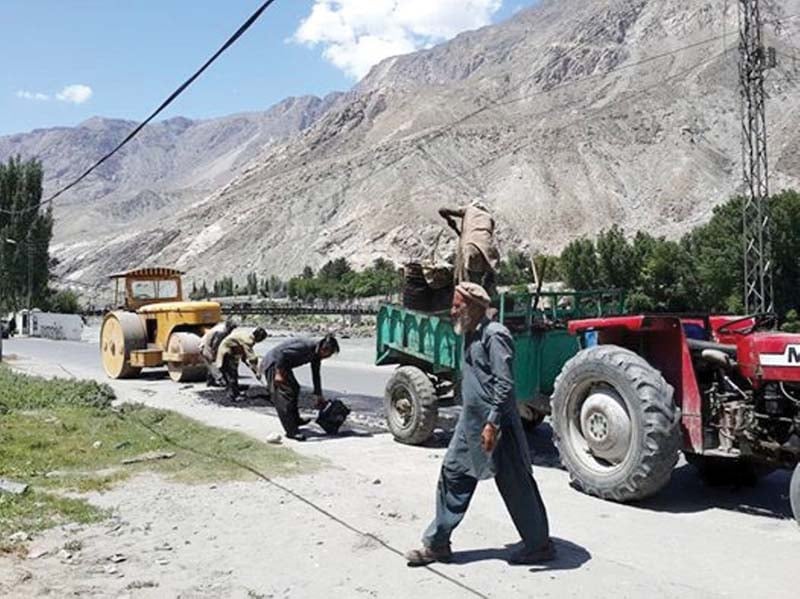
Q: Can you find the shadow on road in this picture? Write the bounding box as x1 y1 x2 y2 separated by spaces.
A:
450 537 591 572
634 464 793 520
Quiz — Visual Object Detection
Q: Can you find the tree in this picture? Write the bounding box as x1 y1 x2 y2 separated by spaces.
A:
246 272 258 296
319 258 352 281
560 238 599 290
771 190 800 317
46 289 81 314
596 225 640 290
0 156 52 312
682 198 743 313
497 251 534 286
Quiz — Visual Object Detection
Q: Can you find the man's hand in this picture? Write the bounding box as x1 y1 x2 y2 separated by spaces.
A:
480 423 498 453
274 368 287 384
312 394 328 410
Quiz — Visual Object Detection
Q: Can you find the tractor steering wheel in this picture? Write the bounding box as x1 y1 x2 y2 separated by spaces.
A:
716 313 777 336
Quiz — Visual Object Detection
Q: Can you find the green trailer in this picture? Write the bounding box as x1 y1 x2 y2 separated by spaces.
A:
375 289 625 444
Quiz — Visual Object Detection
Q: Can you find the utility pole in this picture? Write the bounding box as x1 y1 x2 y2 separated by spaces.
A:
738 0 774 313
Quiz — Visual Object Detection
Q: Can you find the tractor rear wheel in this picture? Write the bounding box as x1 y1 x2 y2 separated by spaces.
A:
685 455 774 487
166 332 207 383
385 366 438 445
551 345 680 502
100 311 146 379
791 464 800 526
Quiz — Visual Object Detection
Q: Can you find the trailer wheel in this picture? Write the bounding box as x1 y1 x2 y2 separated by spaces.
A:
791 464 800 527
685 455 774 487
385 366 438 445
551 345 680 502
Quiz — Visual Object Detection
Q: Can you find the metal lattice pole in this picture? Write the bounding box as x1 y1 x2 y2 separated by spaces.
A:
739 0 773 313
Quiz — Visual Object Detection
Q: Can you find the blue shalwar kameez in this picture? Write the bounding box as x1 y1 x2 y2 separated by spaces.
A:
422 318 550 551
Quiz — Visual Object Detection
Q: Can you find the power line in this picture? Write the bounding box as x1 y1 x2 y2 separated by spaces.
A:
122 409 490 599
0 0 281 217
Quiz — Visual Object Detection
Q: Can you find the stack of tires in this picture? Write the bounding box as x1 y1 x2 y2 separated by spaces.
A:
402 263 453 313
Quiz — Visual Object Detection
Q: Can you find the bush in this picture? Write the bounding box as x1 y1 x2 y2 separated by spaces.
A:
45 289 81 314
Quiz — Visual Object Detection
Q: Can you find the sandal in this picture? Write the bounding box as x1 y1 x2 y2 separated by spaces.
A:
405 544 452 567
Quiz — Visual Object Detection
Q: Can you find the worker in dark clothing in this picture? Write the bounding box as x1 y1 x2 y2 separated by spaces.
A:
215 326 268 401
406 282 554 567
257 334 340 441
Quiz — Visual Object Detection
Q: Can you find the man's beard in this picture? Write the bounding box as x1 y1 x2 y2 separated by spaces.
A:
453 311 477 335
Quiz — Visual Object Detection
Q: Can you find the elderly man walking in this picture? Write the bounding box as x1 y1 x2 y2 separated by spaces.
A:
406 282 554 567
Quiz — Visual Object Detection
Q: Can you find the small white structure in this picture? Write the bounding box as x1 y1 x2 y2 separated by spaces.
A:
15 309 83 341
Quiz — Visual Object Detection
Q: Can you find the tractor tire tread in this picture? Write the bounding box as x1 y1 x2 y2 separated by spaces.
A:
552 345 680 502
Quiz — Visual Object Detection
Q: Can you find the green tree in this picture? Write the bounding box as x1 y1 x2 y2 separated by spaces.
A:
771 190 800 317
560 238 599 290
682 198 743 312
319 258 352 281
497 251 533 286
46 289 81 314
0 156 52 311
246 272 259 296
596 225 640 290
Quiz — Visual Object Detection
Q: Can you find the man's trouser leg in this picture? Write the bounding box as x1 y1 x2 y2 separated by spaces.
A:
422 463 478 549
203 355 223 386
222 356 240 400
494 433 550 551
268 369 301 435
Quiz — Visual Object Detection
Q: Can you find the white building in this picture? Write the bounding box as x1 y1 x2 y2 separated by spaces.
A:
14 309 83 341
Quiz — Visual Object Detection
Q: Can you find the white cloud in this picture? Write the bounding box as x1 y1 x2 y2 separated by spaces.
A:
293 0 502 79
16 90 50 101
56 84 93 104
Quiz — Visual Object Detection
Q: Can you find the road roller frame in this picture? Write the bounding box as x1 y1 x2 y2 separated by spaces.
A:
101 268 222 382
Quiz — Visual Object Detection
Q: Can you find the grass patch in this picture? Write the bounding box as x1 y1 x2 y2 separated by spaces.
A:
0 366 316 551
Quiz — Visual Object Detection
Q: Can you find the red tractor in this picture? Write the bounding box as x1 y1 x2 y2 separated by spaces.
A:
550 313 800 525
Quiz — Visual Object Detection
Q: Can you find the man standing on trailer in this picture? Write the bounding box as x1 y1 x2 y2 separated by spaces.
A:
438 201 499 295
214 326 268 401
406 282 554 566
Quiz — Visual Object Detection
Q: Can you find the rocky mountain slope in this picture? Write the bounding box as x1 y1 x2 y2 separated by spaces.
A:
7 0 800 289
0 93 342 242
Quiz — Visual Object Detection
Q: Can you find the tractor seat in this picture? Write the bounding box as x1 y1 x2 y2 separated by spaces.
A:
686 338 738 359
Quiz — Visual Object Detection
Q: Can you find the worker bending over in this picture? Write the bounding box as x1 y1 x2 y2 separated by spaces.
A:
200 319 236 386
258 334 340 441
215 326 268 401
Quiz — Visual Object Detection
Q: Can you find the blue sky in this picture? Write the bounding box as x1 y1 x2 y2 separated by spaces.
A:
0 1 538 136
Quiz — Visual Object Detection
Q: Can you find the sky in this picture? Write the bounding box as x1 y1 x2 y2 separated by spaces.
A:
0 0 539 136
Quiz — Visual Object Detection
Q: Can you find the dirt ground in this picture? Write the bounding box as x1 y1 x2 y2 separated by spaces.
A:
1 353 799 599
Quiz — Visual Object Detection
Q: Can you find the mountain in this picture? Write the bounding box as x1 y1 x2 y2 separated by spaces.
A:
0 93 343 242
5 0 800 291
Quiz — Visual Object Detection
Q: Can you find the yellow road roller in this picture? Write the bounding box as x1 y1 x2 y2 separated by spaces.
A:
100 267 221 382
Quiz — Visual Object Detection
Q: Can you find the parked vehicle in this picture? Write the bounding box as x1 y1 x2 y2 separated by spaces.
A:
375 291 800 524
100 267 221 381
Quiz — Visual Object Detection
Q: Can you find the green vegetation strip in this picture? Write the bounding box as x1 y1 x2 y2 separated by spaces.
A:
0 366 315 552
